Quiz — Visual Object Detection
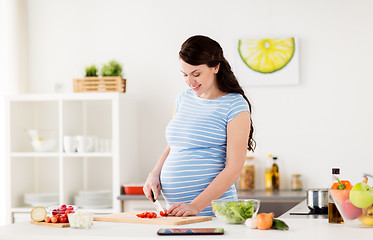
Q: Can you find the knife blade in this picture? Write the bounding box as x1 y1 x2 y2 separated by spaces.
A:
151 191 165 213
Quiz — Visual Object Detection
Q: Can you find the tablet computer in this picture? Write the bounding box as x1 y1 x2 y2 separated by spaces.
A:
157 228 224 235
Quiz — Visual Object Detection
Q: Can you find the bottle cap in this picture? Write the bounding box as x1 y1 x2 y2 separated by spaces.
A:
273 157 278 160
332 168 340 174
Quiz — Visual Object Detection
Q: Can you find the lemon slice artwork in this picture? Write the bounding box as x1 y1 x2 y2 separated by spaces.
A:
238 38 295 74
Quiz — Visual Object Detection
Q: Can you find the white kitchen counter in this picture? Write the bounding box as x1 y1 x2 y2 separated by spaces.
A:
0 201 372 240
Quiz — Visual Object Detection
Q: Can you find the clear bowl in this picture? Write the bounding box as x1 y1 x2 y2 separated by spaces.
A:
48 205 78 216
330 189 373 228
67 210 93 229
211 199 260 224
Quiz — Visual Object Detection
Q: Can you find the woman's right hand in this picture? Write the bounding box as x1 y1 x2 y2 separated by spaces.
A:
143 172 161 201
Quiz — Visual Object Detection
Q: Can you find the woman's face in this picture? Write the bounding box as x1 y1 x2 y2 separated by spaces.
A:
180 59 220 99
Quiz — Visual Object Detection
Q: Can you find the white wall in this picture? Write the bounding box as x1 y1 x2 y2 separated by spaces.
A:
1 0 29 225
25 0 373 189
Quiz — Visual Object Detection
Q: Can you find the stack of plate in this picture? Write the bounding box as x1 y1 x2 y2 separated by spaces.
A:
74 190 112 209
24 193 59 207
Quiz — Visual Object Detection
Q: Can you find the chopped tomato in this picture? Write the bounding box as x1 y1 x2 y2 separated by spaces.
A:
160 210 168 217
136 211 157 219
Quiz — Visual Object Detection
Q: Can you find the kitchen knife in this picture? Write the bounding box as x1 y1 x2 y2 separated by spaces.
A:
151 191 165 213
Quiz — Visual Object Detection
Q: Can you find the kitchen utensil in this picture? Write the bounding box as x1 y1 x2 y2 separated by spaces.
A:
123 185 144 195
151 191 164 213
30 221 70 228
93 212 212 225
306 188 328 214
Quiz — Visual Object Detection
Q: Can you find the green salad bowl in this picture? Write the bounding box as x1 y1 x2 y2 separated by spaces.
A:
211 199 260 224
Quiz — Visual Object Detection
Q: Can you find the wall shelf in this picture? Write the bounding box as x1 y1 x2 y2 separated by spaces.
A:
5 93 138 223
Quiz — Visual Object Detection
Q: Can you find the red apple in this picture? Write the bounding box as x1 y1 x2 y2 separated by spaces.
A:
341 201 362 220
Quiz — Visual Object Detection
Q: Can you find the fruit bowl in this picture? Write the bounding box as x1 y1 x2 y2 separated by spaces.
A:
211 199 260 224
330 189 373 227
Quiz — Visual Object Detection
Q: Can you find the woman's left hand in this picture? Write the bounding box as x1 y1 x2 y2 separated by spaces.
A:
167 202 198 217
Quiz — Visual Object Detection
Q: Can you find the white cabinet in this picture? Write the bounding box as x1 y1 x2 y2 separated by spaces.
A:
5 93 138 223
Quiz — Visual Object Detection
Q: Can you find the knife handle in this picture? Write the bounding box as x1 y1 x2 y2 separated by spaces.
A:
150 191 156 202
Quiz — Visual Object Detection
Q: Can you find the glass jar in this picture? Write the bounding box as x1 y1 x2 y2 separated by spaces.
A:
291 174 303 191
239 156 255 190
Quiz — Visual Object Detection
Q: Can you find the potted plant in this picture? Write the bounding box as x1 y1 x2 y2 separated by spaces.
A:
74 60 126 93
85 64 98 77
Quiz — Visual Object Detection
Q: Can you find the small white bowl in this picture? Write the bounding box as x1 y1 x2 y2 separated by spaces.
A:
31 139 56 152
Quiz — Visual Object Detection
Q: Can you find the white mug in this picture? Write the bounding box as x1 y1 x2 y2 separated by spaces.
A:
63 136 77 153
76 136 94 153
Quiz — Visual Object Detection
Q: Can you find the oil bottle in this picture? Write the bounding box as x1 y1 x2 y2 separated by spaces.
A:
265 155 279 191
328 168 344 223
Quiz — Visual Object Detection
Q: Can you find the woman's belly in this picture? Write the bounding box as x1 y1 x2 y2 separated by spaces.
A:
160 151 237 216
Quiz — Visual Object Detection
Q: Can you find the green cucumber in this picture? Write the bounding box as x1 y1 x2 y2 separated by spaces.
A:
271 218 289 230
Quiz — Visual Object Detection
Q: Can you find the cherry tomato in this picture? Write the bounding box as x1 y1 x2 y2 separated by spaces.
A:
59 215 68 223
67 205 74 211
52 209 59 216
51 217 58 223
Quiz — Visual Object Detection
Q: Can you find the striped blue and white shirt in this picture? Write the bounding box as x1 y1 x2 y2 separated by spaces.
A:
160 89 249 216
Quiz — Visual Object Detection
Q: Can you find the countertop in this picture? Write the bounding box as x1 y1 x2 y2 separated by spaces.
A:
118 189 306 202
1 200 372 240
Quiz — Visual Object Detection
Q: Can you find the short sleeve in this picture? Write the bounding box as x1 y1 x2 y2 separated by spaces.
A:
227 95 249 122
175 91 184 113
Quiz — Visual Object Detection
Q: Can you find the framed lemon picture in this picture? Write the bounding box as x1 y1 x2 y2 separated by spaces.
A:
234 36 299 86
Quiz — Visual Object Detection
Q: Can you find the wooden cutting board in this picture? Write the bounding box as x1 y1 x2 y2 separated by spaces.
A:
30 221 70 228
93 212 212 225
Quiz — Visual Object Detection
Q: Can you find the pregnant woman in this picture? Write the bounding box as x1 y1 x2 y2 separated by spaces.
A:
143 35 255 217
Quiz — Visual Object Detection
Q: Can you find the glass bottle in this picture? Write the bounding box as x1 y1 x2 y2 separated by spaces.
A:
328 168 344 223
265 155 273 191
240 156 255 190
265 155 279 191
272 157 279 190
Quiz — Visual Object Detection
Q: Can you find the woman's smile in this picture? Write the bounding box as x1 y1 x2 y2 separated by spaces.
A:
190 84 201 91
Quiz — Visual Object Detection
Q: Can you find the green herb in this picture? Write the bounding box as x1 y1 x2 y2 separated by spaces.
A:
212 201 254 224
101 60 123 77
85 64 98 77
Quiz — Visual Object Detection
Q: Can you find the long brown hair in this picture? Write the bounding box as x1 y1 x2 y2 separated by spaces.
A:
179 35 256 152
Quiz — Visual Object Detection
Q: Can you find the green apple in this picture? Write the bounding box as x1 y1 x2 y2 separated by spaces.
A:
349 182 373 208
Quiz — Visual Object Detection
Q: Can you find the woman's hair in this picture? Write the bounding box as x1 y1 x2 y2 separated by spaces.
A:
179 35 256 152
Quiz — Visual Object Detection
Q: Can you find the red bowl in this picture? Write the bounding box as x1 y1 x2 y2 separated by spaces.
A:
123 186 144 195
